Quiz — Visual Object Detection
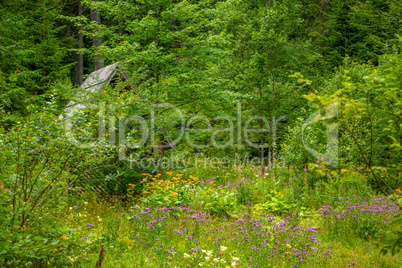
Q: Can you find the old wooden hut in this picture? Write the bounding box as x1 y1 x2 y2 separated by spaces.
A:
61 63 176 152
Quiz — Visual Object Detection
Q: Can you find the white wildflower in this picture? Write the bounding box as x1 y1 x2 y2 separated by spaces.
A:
184 253 190 259
220 246 228 252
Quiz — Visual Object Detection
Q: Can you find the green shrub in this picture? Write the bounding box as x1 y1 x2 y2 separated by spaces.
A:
0 104 113 266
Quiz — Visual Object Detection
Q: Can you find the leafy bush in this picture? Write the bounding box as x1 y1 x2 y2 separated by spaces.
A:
252 189 296 216
202 189 237 217
0 103 113 266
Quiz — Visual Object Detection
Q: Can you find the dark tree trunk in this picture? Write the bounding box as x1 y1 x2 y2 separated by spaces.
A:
317 0 330 55
74 0 84 86
91 0 104 70
118 22 125 43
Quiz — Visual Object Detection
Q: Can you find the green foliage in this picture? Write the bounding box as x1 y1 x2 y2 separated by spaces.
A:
300 173 374 209
252 189 296 216
304 0 402 68
202 190 237 217
281 116 327 168
294 39 401 193
0 0 74 115
0 96 114 265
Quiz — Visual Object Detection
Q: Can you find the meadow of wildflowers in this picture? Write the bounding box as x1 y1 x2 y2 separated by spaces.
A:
57 166 402 268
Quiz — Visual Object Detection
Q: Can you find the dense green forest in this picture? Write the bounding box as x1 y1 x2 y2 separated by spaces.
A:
0 0 401 267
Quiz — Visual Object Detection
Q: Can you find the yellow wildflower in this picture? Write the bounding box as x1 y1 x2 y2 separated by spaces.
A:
60 234 69 240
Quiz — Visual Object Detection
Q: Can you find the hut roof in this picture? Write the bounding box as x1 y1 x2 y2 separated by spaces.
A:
81 63 119 92
81 63 135 93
